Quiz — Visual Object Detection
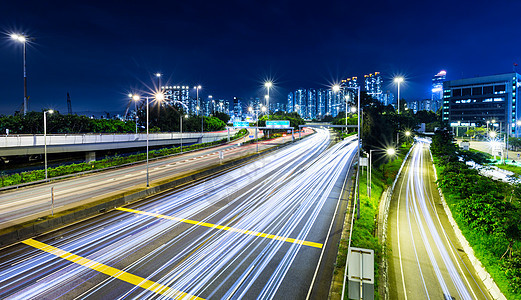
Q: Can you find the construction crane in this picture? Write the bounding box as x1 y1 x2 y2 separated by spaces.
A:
67 92 72 114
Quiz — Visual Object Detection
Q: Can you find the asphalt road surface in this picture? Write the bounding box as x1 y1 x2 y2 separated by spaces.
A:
0 129 311 229
0 129 357 299
387 140 492 300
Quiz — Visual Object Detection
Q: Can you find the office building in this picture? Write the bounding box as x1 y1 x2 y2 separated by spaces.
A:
442 72 521 136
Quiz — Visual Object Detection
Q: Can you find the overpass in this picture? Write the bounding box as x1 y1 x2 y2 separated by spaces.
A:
0 129 239 161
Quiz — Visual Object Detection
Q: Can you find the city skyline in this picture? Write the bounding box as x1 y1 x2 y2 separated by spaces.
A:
1 1 520 116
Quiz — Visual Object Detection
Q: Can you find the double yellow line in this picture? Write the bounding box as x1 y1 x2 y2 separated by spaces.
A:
22 238 203 299
116 207 323 249
22 207 322 298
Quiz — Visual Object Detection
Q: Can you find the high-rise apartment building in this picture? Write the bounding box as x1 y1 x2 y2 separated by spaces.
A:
307 89 317 119
364 72 383 102
163 85 192 112
295 88 307 117
287 92 294 112
317 89 327 117
233 97 242 118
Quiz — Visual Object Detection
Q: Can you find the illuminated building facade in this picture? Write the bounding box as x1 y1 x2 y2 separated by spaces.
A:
364 72 382 102
443 72 521 136
432 70 446 112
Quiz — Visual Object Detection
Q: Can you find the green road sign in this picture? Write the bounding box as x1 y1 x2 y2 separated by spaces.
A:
266 120 290 128
233 121 250 127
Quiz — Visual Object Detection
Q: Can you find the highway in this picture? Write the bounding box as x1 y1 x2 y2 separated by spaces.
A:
0 129 308 229
387 140 491 300
0 128 357 299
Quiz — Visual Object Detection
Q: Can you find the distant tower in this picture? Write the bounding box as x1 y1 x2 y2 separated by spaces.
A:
287 92 294 113
432 70 446 112
67 92 72 114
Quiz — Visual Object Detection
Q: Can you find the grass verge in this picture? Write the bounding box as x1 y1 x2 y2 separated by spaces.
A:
332 144 411 299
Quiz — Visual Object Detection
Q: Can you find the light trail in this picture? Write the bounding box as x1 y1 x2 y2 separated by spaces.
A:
0 129 357 299
403 142 472 300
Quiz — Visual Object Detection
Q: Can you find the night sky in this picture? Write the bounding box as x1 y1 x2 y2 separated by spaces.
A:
1 0 520 116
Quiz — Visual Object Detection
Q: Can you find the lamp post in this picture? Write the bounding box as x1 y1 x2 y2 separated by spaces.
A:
143 92 165 187
171 100 189 152
156 73 162 91
11 33 29 115
194 85 201 113
394 77 404 113
265 81 272 120
129 94 140 134
344 95 349 133
181 114 188 152
340 85 361 218
332 84 341 117
44 109 53 179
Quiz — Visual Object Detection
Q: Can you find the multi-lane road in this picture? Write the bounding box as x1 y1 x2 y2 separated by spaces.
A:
388 140 492 300
0 129 358 299
0 129 309 229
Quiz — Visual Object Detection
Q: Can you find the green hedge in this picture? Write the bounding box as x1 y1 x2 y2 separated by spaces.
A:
432 128 521 298
0 129 248 188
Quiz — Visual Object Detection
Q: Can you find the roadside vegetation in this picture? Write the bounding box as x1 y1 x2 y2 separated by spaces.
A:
0 105 228 134
333 143 411 299
431 128 521 298
0 129 248 188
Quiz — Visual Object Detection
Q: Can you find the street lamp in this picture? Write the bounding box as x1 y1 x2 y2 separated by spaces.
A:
181 114 188 152
194 85 202 114
368 148 395 198
265 81 272 120
394 77 404 113
129 94 140 134
156 73 162 91
11 33 30 115
342 85 362 219
44 109 53 180
134 92 165 187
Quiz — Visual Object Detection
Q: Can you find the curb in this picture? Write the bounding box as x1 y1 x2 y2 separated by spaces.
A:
378 144 414 300
429 149 506 300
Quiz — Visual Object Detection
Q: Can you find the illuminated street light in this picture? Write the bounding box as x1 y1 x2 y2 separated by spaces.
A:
265 81 272 120
332 84 340 92
155 73 162 91
44 109 53 180
368 147 396 198
350 107 357 113
394 77 404 113
11 33 30 115
129 94 140 134
405 131 411 137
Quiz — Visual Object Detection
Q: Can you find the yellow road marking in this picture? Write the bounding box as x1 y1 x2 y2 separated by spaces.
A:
22 238 204 300
117 207 323 249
